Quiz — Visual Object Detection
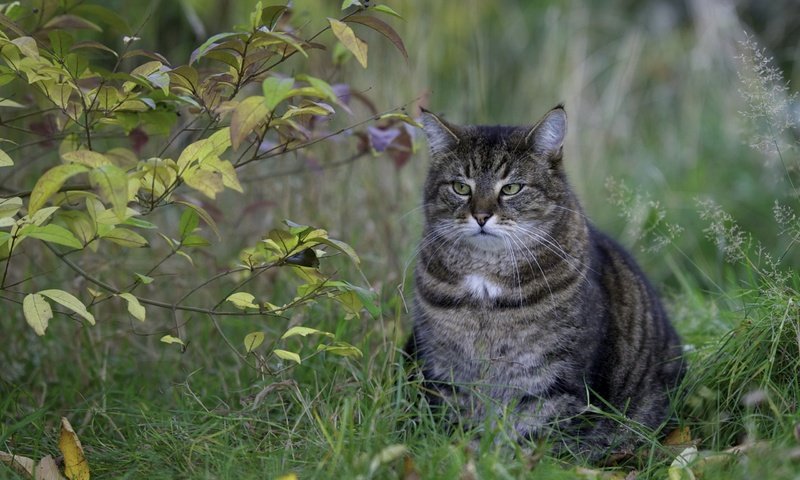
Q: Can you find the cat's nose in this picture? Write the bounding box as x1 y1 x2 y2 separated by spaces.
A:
473 212 492 227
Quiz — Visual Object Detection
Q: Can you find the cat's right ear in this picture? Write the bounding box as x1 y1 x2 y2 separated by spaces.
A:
421 108 461 157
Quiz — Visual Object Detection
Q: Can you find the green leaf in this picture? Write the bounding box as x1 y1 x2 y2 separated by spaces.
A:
100 227 148 247
230 96 269 151
0 196 22 219
190 32 243 64
317 342 363 358
346 15 408 61
178 208 199 240
182 234 210 247
135 273 154 284
226 292 259 310
379 112 422 128
314 237 360 264
118 293 145 321
182 167 224 199
372 5 403 19
43 14 102 32
262 76 294 111
281 326 334 340
28 164 89 215
48 30 74 58
23 293 52 336
0 99 25 108
63 150 113 168
328 18 368 68
174 201 220 240
89 164 128 220
244 331 265 353
273 349 301 364
23 224 83 249
160 335 184 346
38 289 95 325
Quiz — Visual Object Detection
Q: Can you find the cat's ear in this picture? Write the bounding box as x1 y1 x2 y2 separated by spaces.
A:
525 104 567 159
420 108 461 157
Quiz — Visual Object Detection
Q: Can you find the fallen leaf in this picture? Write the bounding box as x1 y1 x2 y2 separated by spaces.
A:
58 418 90 480
402 455 421 480
35 455 66 480
664 426 692 446
0 451 35 477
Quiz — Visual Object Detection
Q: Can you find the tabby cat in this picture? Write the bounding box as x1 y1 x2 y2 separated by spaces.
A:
405 104 685 462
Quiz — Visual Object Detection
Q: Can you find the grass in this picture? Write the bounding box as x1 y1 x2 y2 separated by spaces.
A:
3 0 800 478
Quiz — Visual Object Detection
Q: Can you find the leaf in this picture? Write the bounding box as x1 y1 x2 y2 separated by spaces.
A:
49 30 74 58
160 335 184 346
230 96 269 151
317 342 363 358
0 148 11 167
23 293 52 336
372 5 403 19
0 99 25 108
226 292 259 310
182 167 224 199
118 293 145 321
0 196 22 219
273 349 301 364
23 224 84 249
244 331 265 353
379 112 422 128
179 208 199 240
0 451 35 477
328 18 368 68
58 417 90 480
135 273 153 284
101 228 148 247
262 76 295 111
35 454 66 480
70 40 118 57
668 446 698 480
63 150 111 168
89 164 128 220
314 237 360 264
174 201 220 240
28 164 89 215
39 289 95 325
664 426 692 446
347 15 407 61
44 14 102 32
341 0 362 9
281 326 334 339
190 31 243 64
11 36 39 59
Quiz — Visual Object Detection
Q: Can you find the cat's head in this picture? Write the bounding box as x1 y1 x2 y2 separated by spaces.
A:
420 105 571 250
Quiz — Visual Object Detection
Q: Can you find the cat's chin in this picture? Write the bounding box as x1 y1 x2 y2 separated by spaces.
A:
465 232 505 251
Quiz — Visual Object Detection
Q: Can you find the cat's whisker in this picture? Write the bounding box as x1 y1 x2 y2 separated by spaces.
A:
500 233 524 307
506 230 557 311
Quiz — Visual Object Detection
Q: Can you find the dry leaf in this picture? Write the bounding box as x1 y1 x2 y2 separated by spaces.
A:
58 418 90 480
35 455 66 480
403 455 421 480
0 451 35 477
664 426 692 446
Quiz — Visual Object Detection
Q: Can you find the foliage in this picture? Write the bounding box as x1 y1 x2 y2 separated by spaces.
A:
0 1 410 369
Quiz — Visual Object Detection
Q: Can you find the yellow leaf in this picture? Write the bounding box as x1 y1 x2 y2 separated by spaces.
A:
23 293 52 336
276 474 298 480
11 36 39 59
244 331 265 352
182 167 224 199
100 228 148 248
226 292 258 310
62 150 111 168
39 289 95 325
58 418 89 480
117 293 145 321
664 426 692 446
88 164 128 220
28 164 89 215
200 157 243 193
160 335 184 346
328 18 368 68
273 349 301 364
281 326 334 339
230 96 269 151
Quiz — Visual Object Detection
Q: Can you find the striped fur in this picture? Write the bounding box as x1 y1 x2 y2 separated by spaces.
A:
406 106 685 462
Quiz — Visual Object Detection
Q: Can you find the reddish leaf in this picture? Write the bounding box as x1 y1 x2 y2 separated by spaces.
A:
346 14 408 61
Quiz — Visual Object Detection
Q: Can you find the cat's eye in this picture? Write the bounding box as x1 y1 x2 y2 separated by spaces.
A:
501 183 522 195
452 182 471 196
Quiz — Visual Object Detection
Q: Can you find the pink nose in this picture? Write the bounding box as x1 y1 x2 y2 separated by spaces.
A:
473 212 492 226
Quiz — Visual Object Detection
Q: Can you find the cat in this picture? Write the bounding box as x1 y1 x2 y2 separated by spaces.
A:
405 104 685 463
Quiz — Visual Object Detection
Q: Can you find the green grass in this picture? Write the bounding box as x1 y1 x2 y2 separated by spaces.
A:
3 0 800 478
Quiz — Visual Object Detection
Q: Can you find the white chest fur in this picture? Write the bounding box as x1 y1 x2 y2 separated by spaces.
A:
463 274 503 299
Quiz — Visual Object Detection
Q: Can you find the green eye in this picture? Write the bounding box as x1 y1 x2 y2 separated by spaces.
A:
452 182 471 195
501 183 522 195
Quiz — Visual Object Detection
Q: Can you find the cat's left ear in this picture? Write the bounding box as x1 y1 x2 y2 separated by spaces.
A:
525 104 567 160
